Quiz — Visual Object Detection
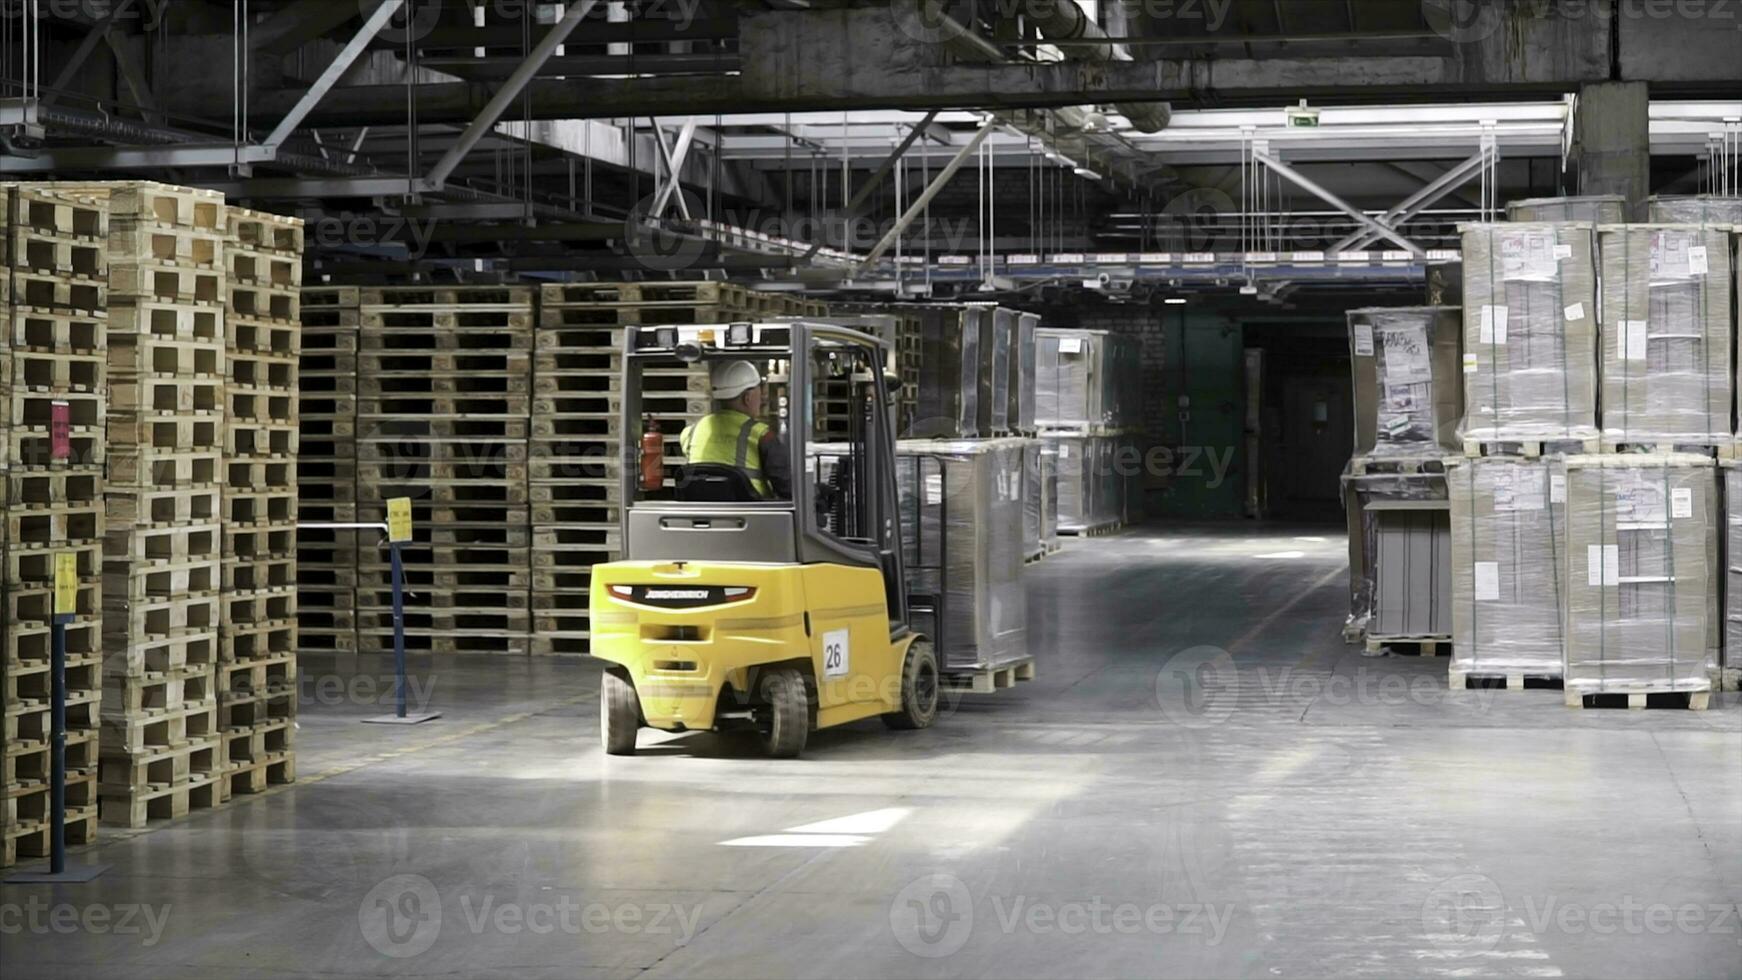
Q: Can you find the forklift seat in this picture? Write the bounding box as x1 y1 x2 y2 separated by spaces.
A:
675 463 762 502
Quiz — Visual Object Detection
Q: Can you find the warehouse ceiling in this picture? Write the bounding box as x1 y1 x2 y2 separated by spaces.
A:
3 0 1739 305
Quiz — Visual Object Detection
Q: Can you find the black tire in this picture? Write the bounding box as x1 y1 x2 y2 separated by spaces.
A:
758 667 810 758
601 669 640 756
882 640 940 730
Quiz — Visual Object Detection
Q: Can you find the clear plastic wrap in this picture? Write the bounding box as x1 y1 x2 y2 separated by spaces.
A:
1040 441 1059 551
1020 438 1044 561
1647 195 1742 226
1343 465 1450 640
1508 195 1628 224
1562 453 1718 694
1035 327 1102 428
1348 307 1464 457
1459 223 1599 442
896 438 1029 671
1011 311 1039 434
1598 225 1734 446
1446 456 1566 677
983 307 1013 434
1724 462 1742 672
910 305 980 438
1044 432 1125 532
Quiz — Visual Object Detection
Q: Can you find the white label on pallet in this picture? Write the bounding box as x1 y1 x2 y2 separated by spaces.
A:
1587 544 1620 587
1479 305 1508 344
1672 487 1693 519
1353 324 1374 357
1474 561 1501 601
1058 336 1083 354
1564 302 1585 322
822 628 850 679
1689 245 1710 276
925 474 943 505
1553 244 1574 260
1625 320 1650 360
1463 353 1479 374
1550 474 1567 504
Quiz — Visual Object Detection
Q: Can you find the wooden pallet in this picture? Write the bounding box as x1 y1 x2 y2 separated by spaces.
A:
539 280 749 307
1366 636 1450 656
1565 689 1711 710
1449 670 1564 690
98 772 221 829
1462 438 1599 458
943 658 1037 694
1350 455 1448 476
1597 439 1738 459
1058 521 1123 538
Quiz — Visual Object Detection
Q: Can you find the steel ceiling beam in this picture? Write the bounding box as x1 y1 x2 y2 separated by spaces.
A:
262 0 405 152
857 118 996 273
1333 149 1493 252
1252 148 1424 256
424 0 600 188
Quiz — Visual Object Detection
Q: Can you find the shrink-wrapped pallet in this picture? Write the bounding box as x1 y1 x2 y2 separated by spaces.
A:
1348 307 1463 457
1343 464 1449 640
1648 195 1742 226
1020 438 1046 561
1035 327 1104 428
1459 223 1599 443
910 305 980 438
1446 456 1566 678
896 438 1028 671
1598 225 1734 446
982 307 1014 434
1046 432 1125 532
1724 462 1742 673
1562 453 1718 695
1010 311 1039 434
1508 195 1627 224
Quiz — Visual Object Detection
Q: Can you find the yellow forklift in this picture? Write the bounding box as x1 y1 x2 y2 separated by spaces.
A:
590 322 939 758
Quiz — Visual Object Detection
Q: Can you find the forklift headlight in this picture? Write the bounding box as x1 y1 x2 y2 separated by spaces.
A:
728 323 752 345
674 341 703 363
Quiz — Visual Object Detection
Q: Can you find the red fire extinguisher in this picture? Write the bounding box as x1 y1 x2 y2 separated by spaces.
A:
640 416 664 491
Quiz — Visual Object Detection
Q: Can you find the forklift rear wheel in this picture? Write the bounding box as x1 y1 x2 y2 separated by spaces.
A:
758 667 810 758
601 669 640 756
882 640 940 730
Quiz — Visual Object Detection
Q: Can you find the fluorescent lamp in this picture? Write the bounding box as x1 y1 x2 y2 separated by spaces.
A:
1164 297 1187 305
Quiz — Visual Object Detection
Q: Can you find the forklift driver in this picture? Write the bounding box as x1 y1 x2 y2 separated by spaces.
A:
679 360 792 500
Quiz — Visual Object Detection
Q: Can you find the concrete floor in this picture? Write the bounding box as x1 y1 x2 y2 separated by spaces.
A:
5 524 1740 979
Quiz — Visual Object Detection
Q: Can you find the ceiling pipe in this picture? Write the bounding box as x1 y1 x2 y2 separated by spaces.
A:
1018 0 1172 133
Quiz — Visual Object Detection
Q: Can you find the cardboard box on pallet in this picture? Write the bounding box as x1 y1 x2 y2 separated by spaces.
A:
1347 307 1464 458
1507 195 1628 224
1597 225 1733 447
1458 223 1599 445
1562 453 1718 697
1445 456 1567 679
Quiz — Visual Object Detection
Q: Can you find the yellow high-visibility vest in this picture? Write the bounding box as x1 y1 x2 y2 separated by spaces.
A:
679 409 772 498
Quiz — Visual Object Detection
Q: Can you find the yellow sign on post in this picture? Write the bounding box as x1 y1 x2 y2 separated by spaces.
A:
54 553 79 618
387 497 414 543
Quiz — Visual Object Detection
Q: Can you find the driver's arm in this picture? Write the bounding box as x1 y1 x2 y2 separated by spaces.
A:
760 430 792 499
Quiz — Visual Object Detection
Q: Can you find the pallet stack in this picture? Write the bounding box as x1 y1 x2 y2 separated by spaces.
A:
217 209 301 798
529 281 751 655
97 182 227 827
1 185 108 866
295 286 361 655
356 285 534 655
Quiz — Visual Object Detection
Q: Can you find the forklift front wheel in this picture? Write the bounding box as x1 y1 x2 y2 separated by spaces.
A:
601 669 640 756
758 667 811 759
882 640 940 731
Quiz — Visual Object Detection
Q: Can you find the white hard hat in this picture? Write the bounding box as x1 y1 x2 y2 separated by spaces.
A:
710 360 763 401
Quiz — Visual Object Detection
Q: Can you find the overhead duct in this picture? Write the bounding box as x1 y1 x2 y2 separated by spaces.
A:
1021 1 1172 133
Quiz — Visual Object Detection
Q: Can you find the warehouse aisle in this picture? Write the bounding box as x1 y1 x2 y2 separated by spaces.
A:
7 525 1740 979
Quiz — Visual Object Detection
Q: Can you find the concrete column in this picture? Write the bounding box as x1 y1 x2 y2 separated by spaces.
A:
1574 82 1650 218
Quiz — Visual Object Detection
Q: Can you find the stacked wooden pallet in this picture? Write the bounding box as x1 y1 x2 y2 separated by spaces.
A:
295 286 360 654
530 282 764 655
218 209 301 799
96 182 227 828
356 285 533 654
1 185 108 866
